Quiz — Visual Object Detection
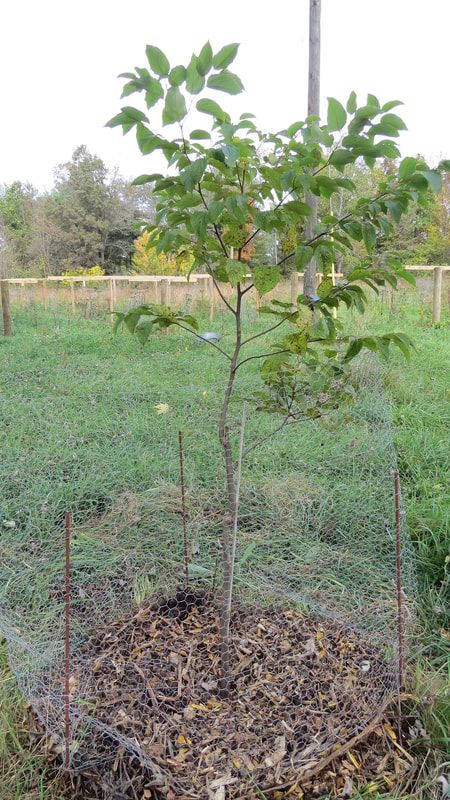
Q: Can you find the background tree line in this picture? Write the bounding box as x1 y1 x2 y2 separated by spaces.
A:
0 146 448 279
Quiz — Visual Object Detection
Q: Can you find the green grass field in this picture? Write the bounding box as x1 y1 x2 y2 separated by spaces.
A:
0 288 448 799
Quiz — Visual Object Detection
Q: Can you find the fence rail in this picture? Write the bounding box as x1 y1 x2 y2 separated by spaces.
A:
1 266 448 325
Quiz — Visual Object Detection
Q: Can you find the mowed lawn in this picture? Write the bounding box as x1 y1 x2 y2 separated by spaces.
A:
0 287 448 798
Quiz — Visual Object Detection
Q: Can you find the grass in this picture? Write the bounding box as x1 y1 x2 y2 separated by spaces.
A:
0 287 448 798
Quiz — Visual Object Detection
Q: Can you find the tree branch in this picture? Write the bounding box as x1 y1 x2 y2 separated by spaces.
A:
235 349 291 371
157 318 232 360
197 184 229 258
241 311 298 347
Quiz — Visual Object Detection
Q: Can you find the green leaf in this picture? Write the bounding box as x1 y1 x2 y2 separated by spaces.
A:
112 312 124 334
121 80 141 98
169 65 186 86
346 91 357 114
380 113 407 131
423 170 442 193
317 277 333 298
261 351 291 378
207 70 244 95
342 220 363 241
190 129 211 139
179 158 207 191
136 124 162 155
295 245 314 269
196 98 229 122
135 320 154 345
197 42 213 75
145 77 164 108
284 200 313 218
213 43 240 69
186 55 205 94
121 106 149 123
344 338 364 361
329 149 355 171
226 259 247 287
327 97 347 131
131 173 161 186
163 87 187 124
105 112 128 128
362 222 377 252
146 45 170 77
253 266 281 295
381 100 403 112
399 157 417 179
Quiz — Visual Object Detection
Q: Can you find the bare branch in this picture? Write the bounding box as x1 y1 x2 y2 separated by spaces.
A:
241 311 298 347
235 349 291 372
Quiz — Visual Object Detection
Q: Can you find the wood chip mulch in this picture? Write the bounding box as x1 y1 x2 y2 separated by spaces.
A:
32 591 412 799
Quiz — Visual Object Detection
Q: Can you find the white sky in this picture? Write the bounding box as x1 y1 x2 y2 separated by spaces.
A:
1 0 448 190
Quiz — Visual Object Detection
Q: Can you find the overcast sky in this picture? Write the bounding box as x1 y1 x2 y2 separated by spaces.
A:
1 0 448 190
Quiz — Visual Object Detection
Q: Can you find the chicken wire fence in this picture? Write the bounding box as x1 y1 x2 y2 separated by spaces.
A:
0 355 416 798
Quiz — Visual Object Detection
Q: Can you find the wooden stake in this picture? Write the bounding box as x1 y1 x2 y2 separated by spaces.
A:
1 280 13 336
70 281 75 314
432 266 443 323
64 512 71 769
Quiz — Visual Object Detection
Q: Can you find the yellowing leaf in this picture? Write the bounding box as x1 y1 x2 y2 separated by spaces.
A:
155 402 170 415
348 751 361 769
383 722 397 741
232 757 242 770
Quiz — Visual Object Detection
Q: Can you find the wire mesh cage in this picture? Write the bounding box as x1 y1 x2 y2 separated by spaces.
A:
0 354 415 798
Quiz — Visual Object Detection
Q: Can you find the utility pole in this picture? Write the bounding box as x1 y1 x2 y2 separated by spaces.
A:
291 0 321 302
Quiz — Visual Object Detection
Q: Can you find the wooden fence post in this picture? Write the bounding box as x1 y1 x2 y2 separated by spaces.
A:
108 277 114 320
432 266 443 323
160 278 170 334
1 280 13 336
290 271 299 305
42 279 49 311
70 281 76 313
207 275 215 321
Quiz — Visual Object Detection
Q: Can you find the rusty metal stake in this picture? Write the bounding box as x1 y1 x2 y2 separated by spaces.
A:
393 469 404 742
64 511 71 769
178 432 189 586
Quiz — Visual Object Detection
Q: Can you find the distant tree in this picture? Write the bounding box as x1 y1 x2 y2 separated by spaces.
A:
132 230 193 274
0 181 35 274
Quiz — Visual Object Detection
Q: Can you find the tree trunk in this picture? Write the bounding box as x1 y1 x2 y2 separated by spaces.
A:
303 0 322 299
1 280 13 336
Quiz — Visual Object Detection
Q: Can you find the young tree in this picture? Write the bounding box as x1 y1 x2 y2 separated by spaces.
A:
108 42 447 690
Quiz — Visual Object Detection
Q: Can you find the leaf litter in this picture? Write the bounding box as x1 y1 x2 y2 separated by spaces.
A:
31 591 413 798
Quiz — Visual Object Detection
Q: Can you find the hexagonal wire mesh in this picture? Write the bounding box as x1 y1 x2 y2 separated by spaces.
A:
0 354 415 798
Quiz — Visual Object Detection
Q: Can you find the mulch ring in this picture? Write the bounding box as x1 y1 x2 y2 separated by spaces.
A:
34 591 413 798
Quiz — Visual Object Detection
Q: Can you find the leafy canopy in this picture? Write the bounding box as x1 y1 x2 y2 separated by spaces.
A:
109 42 448 418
